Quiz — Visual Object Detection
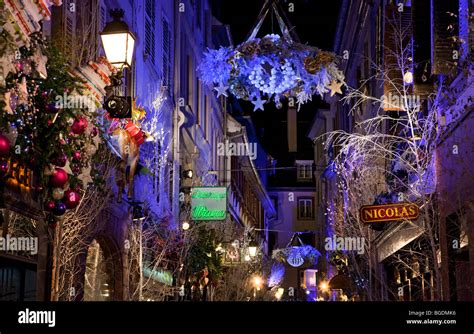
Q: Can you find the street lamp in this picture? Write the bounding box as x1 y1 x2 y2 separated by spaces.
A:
100 9 135 69
182 221 190 230
248 240 258 258
319 280 329 292
253 276 263 290
132 204 146 222
100 9 136 119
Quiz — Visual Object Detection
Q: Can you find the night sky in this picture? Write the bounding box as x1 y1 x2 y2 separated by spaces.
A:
211 0 342 165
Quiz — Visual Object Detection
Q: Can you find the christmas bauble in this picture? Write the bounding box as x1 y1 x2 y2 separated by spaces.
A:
72 165 81 174
52 153 68 167
53 202 67 216
0 160 9 174
91 127 98 137
45 103 59 114
50 168 68 187
0 134 11 156
45 201 56 211
52 187 65 200
64 189 80 209
71 117 88 135
72 151 81 160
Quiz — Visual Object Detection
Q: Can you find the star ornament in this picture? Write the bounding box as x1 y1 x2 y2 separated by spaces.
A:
252 95 267 111
328 80 343 97
214 82 229 97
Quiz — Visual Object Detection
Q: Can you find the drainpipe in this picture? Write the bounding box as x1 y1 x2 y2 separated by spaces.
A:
172 2 182 230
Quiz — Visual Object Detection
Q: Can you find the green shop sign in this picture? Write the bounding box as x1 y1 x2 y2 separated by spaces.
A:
143 267 173 286
191 187 227 220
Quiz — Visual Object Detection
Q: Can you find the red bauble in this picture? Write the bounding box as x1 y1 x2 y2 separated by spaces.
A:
52 153 68 167
50 168 69 187
73 151 81 160
0 133 11 156
45 201 56 211
64 189 81 209
71 117 88 135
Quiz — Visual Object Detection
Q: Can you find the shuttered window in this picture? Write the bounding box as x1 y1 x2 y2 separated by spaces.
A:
162 16 172 90
412 0 433 96
431 0 458 75
145 0 156 64
383 1 412 111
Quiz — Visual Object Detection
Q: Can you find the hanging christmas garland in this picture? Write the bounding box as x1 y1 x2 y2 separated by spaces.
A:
0 33 103 217
198 0 344 111
199 34 344 110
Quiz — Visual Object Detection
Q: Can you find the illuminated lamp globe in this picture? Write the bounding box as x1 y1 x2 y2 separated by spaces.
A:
100 9 135 68
182 221 190 230
403 71 414 84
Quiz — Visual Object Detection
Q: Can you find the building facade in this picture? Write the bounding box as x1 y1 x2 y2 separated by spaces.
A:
316 0 474 301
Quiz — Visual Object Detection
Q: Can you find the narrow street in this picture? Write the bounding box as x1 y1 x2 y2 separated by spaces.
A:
0 0 473 310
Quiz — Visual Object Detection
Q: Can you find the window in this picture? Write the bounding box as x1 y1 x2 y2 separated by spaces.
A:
100 5 107 30
270 196 279 219
196 0 202 29
298 198 314 220
297 163 313 181
145 0 156 64
162 16 172 90
187 55 193 107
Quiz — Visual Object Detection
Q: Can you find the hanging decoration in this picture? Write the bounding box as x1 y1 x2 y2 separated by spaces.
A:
272 233 321 267
106 99 154 202
0 33 103 216
198 0 345 110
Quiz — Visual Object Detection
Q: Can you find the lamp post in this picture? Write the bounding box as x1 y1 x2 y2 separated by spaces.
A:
100 8 136 119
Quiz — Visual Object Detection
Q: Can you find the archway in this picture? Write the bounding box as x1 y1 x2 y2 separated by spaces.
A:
83 237 120 301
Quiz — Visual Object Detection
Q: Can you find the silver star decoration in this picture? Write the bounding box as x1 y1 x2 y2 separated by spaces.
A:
252 95 266 111
214 82 228 97
63 159 73 175
78 165 93 188
328 80 343 97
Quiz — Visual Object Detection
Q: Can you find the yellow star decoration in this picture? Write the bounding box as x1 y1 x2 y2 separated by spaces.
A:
328 80 343 97
131 98 146 125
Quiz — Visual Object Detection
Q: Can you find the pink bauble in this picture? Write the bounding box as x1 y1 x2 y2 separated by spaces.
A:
50 168 69 187
45 201 56 211
0 134 11 156
73 151 81 160
52 153 68 167
0 160 9 174
64 189 81 209
71 117 88 135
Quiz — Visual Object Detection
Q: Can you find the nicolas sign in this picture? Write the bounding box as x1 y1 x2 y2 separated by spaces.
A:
360 203 419 224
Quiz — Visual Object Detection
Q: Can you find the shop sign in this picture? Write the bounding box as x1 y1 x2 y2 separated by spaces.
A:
191 187 227 221
143 267 173 286
287 252 304 267
360 203 419 224
4 158 35 192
